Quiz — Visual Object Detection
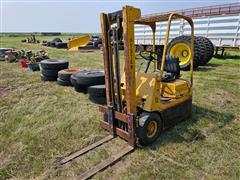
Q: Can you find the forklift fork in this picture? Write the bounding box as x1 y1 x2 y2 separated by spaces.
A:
59 135 133 180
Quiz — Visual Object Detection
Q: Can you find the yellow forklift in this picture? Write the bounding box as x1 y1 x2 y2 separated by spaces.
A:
59 5 194 179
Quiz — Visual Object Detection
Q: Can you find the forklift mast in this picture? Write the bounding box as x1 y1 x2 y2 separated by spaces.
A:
100 6 141 115
99 6 142 148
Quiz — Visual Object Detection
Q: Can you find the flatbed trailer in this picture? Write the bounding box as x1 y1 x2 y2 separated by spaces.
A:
134 3 240 55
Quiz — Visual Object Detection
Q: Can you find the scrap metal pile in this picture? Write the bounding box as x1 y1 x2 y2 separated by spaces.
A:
1 49 49 63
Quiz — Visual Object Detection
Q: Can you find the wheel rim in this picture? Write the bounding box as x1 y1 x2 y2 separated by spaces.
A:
64 69 80 72
169 43 191 66
147 121 157 138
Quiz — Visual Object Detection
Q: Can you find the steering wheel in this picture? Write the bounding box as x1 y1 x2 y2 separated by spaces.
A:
139 50 159 61
139 50 159 73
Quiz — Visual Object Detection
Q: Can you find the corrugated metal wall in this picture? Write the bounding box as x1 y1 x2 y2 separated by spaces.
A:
135 13 240 47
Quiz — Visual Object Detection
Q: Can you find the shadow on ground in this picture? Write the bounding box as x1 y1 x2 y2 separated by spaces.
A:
196 63 222 72
148 104 234 148
214 54 240 60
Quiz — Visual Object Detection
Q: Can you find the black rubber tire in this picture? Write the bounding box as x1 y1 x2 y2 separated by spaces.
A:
52 38 62 43
195 36 206 67
41 75 57 81
50 41 57 47
70 75 87 93
41 68 60 77
71 70 105 86
88 85 106 97
70 75 77 85
58 69 80 81
57 78 72 86
40 59 69 70
42 42 48 46
55 42 68 49
167 35 203 70
89 96 106 105
197 36 214 65
137 112 162 146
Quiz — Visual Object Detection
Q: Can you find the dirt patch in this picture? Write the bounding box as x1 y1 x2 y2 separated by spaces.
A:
0 86 15 97
208 89 237 110
0 152 12 168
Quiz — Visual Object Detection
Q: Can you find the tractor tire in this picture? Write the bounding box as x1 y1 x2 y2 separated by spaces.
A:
58 69 80 81
197 36 214 65
195 36 206 67
88 85 106 97
41 75 57 81
137 112 162 146
89 96 106 105
40 59 69 70
41 68 60 77
72 70 105 86
57 78 72 86
167 35 203 70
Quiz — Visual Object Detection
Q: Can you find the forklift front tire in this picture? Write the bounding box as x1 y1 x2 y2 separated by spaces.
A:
137 112 162 146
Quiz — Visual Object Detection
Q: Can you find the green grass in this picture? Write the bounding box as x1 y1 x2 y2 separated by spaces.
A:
0 36 240 179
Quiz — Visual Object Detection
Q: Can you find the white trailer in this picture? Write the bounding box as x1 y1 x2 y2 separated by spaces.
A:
134 3 240 55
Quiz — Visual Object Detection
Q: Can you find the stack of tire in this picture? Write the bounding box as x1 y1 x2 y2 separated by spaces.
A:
167 35 214 70
57 69 80 86
70 70 106 104
40 59 69 81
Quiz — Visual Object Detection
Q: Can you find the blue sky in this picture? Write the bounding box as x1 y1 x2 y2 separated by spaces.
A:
1 0 238 33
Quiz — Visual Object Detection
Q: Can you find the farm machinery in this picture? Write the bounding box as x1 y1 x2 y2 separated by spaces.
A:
60 5 194 179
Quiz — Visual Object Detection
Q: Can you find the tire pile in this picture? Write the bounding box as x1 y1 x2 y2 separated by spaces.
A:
70 70 106 104
40 59 69 81
42 38 68 49
167 35 214 70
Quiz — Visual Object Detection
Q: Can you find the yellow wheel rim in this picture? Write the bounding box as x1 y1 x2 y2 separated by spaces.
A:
169 43 191 66
147 121 157 138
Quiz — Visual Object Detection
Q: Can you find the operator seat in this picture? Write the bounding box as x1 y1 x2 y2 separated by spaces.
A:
157 55 180 82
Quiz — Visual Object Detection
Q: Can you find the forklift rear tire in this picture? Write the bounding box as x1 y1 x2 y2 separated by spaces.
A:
137 112 162 146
